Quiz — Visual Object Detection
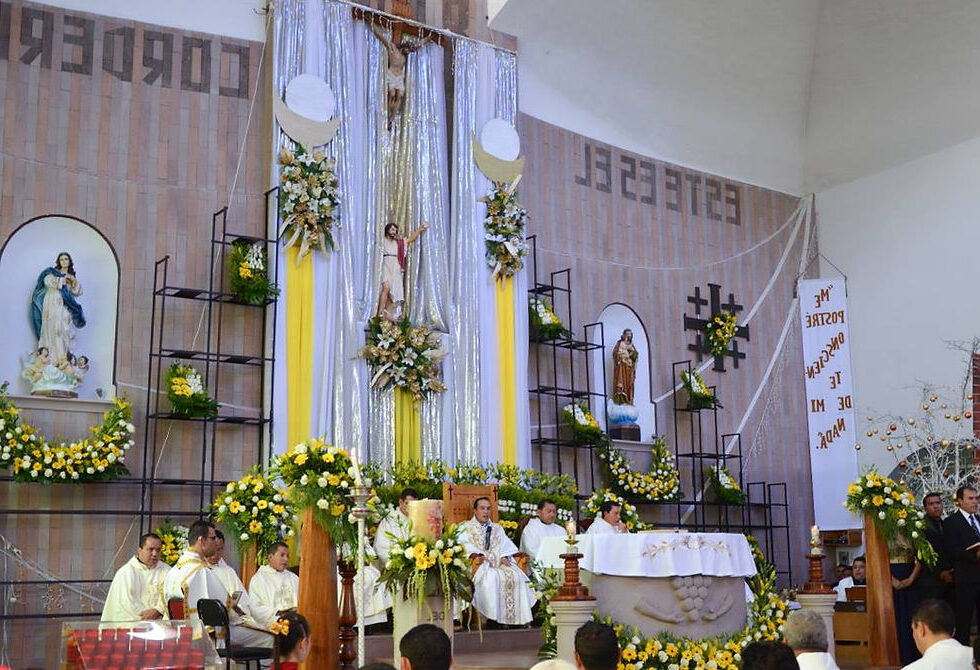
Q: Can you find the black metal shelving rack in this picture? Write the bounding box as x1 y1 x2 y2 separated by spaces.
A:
527 235 607 492
139 188 280 534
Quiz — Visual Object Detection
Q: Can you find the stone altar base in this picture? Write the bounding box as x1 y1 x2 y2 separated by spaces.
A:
587 572 747 638
391 592 453 668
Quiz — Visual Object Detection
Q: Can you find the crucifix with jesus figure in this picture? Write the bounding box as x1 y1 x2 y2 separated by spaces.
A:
683 283 750 372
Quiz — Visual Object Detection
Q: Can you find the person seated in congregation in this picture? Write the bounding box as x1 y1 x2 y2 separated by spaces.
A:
249 541 300 628
586 500 627 535
903 599 972 670
271 611 311 670
520 499 566 557
207 529 252 619
740 641 800 669
102 532 170 622
399 623 452 670
375 487 418 563
573 621 619 670
163 519 271 647
460 496 536 626
782 609 839 669
834 555 866 601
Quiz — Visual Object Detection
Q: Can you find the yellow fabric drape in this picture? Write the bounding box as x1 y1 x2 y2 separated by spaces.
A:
394 388 422 463
495 277 517 465
285 247 315 450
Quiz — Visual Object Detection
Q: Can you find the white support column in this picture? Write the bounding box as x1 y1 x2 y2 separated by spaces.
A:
550 600 597 662
797 592 839 658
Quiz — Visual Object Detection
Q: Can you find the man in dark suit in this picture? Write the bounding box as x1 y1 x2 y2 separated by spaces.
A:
919 491 952 602
942 484 980 644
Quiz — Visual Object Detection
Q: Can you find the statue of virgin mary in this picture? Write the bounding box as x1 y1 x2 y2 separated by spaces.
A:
31 251 86 365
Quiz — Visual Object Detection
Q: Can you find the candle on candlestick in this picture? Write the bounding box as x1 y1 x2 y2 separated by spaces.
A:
349 448 362 486
565 519 577 539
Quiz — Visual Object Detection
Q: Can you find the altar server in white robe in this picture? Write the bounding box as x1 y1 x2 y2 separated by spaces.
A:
207 530 253 619
374 487 418 564
460 496 536 625
163 520 271 647
249 541 300 628
337 542 392 626
586 500 628 535
520 499 567 558
102 532 170 622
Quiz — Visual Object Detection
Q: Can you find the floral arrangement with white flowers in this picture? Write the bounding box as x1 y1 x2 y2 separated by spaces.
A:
679 369 721 410
228 239 278 305
153 519 188 566
0 383 134 483
377 524 473 612
562 402 603 443
272 439 360 550
704 310 738 357
708 464 745 505
581 489 645 532
536 533 788 668
359 316 447 401
166 361 218 418
844 470 937 566
528 297 567 342
598 436 681 503
211 467 295 560
277 145 341 262
481 182 528 279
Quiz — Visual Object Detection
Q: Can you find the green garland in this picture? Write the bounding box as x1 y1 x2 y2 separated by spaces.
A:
537 534 788 668
597 436 681 502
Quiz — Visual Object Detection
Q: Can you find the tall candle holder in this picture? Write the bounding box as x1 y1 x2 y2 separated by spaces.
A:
350 483 373 666
552 522 594 601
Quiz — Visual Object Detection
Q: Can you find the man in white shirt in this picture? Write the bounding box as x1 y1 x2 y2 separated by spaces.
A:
783 609 839 670
102 532 170 622
520 499 566 558
834 556 867 602
375 487 417 564
586 501 627 535
163 519 271 647
903 599 973 669
460 497 536 625
248 541 299 628
207 530 252 619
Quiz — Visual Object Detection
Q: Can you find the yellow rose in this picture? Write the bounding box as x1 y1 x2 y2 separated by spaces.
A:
294 452 308 466
249 520 262 533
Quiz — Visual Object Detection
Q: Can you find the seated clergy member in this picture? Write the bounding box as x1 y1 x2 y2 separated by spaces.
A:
336 542 392 626
834 556 867 602
375 487 418 564
520 499 567 557
163 519 271 647
903 599 972 669
586 500 627 535
102 532 170 622
207 530 252 619
460 496 536 625
249 541 300 628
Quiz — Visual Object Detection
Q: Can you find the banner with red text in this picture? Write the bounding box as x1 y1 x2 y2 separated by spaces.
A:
799 278 861 529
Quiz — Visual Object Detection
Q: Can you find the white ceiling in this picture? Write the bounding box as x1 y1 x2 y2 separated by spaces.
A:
490 0 980 194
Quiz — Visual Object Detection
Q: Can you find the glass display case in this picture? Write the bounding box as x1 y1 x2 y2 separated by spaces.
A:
61 619 221 669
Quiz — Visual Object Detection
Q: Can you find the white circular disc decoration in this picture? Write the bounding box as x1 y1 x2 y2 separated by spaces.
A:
284 74 335 122
480 118 520 161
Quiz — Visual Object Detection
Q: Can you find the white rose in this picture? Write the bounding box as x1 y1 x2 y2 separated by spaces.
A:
317 499 328 509
404 548 415 559
241 533 249 541
318 477 328 488
301 474 309 485
218 505 227 513
227 483 235 492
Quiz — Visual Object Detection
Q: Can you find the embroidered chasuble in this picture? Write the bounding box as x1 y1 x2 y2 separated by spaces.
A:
248 564 299 628
102 556 170 622
460 517 536 625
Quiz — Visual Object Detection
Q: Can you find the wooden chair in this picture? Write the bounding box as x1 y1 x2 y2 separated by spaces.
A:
442 482 529 574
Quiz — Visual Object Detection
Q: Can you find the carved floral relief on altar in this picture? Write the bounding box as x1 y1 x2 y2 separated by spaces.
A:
0 216 119 401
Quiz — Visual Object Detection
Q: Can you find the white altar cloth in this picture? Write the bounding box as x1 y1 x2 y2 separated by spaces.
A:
535 532 756 578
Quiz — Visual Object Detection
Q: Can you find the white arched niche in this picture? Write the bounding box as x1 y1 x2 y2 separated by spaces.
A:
590 303 657 440
0 216 119 401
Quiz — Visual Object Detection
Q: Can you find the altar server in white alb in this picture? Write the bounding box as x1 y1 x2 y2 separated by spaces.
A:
207 530 253 619
586 500 628 535
163 520 271 647
460 496 536 625
337 542 392 626
102 532 170 622
520 499 567 558
249 541 300 628
375 487 418 563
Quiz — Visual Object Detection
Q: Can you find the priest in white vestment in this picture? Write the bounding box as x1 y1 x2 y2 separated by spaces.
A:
460 496 536 625
586 500 628 535
374 488 418 563
519 499 567 558
102 532 170 622
208 531 252 619
163 520 271 648
249 541 300 628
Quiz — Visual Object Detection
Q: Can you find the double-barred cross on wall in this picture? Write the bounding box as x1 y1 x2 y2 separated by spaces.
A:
683 283 750 372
